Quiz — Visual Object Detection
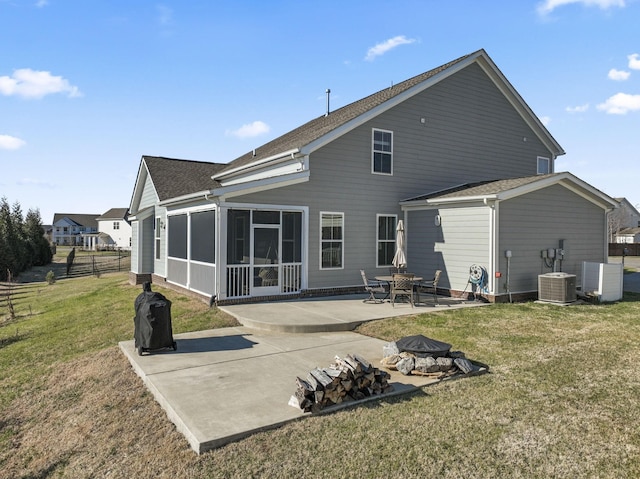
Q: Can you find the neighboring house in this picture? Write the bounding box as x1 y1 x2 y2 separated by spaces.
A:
616 227 640 244
610 198 640 243
88 208 132 250
52 214 100 246
128 49 617 304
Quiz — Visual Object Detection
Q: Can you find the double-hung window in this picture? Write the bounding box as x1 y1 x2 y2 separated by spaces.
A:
377 215 397 267
372 128 393 175
320 212 343 269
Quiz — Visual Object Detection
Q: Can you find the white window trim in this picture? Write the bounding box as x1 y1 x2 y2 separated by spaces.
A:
376 214 397 268
319 211 344 270
371 128 393 176
155 217 161 260
537 156 550 175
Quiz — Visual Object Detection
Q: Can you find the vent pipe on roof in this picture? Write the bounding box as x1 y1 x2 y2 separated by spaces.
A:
325 88 331 116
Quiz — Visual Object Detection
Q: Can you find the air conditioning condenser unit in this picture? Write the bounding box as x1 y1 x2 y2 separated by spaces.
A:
538 272 577 303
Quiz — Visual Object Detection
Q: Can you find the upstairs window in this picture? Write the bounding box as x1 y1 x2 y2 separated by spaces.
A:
372 129 393 175
537 156 550 174
113 221 120 230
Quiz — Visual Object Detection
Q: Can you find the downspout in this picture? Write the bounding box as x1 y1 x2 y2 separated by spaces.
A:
485 198 497 297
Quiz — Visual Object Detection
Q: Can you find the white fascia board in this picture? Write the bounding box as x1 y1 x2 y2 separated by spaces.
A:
158 190 216 208
127 205 155 222
213 148 300 180
129 159 157 214
218 155 308 187
213 170 310 200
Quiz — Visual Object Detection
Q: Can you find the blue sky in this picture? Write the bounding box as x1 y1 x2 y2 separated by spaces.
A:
1 0 639 224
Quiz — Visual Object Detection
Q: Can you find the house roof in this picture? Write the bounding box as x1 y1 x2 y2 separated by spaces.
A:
142 156 227 202
52 213 100 228
214 48 564 179
97 208 129 220
618 227 640 235
401 172 617 210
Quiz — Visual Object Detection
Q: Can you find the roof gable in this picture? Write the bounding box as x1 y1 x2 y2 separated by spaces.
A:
402 172 617 210
52 213 100 228
215 49 564 179
129 156 228 212
97 208 129 220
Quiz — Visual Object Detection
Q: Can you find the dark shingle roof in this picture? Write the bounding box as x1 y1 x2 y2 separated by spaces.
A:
52 213 100 228
97 208 129 220
405 174 558 202
143 156 227 201
216 51 477 175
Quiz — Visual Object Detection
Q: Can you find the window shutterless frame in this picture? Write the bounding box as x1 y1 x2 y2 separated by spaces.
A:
320 212 344 270
376 214 397 267
537 156 550 174
372 128 393 175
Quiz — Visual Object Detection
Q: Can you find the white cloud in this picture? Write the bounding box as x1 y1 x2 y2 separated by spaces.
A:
226 121 270 139
566 103 590 113
156 4 173 26
608 68 630 81
628 53 640 70
539 116 552 126
0 69 82 99
0 134 26 150
365 35 416 62
17 177 56 188
597 92 640 114
537 0 625 15
35 0 48 7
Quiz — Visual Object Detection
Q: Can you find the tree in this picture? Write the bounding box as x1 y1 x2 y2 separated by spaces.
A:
0 197 51 281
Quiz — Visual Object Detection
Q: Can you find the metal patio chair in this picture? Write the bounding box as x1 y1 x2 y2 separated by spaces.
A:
360 270 388 303
391 273 415 307
416 270 442 304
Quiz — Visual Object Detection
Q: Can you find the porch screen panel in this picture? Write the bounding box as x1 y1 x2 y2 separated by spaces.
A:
282 211 302 263
190 210 215 264
227 210 250 264
168 214 187 259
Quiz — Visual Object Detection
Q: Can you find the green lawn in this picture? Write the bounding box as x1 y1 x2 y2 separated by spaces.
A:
1 273 639 478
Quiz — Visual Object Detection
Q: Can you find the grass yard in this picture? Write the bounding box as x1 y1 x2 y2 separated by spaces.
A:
1 273 639 478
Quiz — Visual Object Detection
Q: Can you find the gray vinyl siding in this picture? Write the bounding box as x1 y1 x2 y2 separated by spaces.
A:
141 216 154 274
231 62 552 290
498 185 606 293
407 206 491 292
139 176 158 210
131 221 139 273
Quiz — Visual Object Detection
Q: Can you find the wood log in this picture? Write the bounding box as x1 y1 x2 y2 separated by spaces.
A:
309 368 334 389
353 353 372 372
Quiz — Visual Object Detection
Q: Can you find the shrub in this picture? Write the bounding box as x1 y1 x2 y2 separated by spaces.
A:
45 270 55 285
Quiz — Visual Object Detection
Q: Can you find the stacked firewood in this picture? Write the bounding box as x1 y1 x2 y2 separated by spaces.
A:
289 354 394 412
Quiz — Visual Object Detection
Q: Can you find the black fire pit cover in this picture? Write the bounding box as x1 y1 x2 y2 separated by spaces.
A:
396 334 451 357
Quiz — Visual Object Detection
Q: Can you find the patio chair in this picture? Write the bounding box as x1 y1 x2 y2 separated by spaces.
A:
416 270 441 304
360 270 388 303
391 273 415 307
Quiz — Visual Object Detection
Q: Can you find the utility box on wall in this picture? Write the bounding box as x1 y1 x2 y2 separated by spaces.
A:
581 262 623 302
538 272 577 303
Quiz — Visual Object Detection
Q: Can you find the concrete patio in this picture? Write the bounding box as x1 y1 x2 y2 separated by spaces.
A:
119 293 487 453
